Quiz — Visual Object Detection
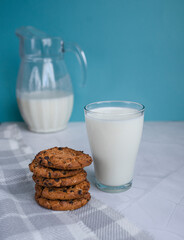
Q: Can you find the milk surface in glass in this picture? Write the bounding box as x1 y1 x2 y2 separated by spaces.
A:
17 90 73 133
85 107 144 187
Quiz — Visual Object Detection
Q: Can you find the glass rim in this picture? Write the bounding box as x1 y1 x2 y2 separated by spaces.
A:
84 100 145 116
17 36 62 41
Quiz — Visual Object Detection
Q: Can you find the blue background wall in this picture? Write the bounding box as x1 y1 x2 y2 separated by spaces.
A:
0 0 184 121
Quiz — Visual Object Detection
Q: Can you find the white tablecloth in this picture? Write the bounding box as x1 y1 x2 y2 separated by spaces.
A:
8 122 184 240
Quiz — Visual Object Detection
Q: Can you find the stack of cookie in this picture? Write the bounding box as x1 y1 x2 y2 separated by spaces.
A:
29 147 92 211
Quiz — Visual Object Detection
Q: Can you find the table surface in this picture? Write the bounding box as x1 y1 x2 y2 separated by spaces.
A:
7 122 184 240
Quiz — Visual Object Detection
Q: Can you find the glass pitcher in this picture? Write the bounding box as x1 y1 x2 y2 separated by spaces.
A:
16 26 87 133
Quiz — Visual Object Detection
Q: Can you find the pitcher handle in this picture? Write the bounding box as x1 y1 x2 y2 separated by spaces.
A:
64 42 87 86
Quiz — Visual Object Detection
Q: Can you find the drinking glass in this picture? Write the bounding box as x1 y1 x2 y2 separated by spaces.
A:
84 101 145 193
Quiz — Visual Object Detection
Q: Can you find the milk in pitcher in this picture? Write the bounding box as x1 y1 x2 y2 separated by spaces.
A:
17 90 73 133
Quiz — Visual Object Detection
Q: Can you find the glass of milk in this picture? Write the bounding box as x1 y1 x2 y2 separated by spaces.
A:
84 101 145 193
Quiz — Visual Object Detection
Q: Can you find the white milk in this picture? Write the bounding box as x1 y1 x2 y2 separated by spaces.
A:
17 90 73 133
85 107 144 186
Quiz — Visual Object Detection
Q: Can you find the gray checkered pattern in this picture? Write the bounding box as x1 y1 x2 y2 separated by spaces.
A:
0 123 153 240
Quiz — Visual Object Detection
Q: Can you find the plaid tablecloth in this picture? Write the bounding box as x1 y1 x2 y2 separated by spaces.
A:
0 123 153 240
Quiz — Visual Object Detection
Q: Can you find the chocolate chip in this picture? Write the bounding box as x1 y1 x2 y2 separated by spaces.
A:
63 189 67 193
48 161 52 166
44 156 49 160
71 186 75 188
69 200 73 204
48 183 52 186
44 182 48 186
48 172 51 178
39 160 42 164
49 188 53 192
39 157 42 160
70 190 74 192
78 190 82 195
58 147 63 150
55 178 59 182
63 171 66 175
